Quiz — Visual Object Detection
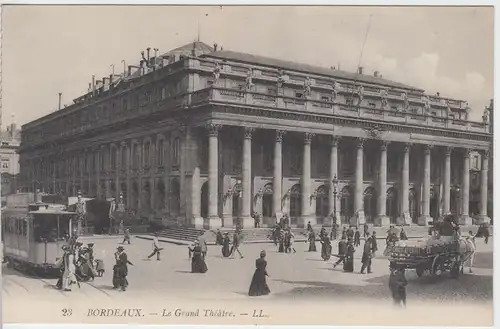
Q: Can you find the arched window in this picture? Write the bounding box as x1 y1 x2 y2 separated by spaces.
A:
386 187 399 224
262 183 273 218
289 184 302 220
340 185 354 224
364 187 377 223
315 185 330 221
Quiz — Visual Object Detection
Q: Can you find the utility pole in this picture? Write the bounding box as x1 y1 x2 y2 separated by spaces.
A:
58 93 62 110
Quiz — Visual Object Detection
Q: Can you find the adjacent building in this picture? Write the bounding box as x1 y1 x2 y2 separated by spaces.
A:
1 123 21 198
17 41 493 228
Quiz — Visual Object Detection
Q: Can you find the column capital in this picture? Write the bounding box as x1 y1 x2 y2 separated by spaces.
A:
445 146 453 156
304 132 315 144
403 142 412 152
424 144 433 155
330 135 341 147
243 127 255 139
356 138 366 149
380 140 390 151
206 123 223 137
276 130 286 143
480 149 491 159
463 148 471 158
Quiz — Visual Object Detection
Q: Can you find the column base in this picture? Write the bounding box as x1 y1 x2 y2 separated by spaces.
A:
417 215 432 226
208 216 222 229
397 212 412 226
476 215 491 225
240 216 254 229
350 210 365 227
374 215 391 227
459 215 473 226
192 216 204 229
222 215 234 228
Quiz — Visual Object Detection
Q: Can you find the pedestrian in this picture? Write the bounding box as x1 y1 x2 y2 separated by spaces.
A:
400 227 408 241
354 228 361 247
248 250 270 296
308 229 317 252
346 226 354 240
115 246 133 291
389 265 407 307
122 228 131 244
190 241 208 273
320 235 332 261
221 233 231 257
343 238 355 272
198 232 208 259
288 229 296 253
371 231 378 256
230 230 244 259
360 237 372 274
483 225 490 244
306 221 313 232
333 236 347 269
253 212 261 228
147 234 162 261
341 226 347 240
330 222 338 240
363 222 369 238
215 229 223 245
56 245 78 291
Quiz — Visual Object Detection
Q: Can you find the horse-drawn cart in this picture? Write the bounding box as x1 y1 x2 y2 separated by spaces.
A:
389 236 474 279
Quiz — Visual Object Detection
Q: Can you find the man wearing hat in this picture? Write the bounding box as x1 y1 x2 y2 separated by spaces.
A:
114 246 133 291
147 234 162 261
87 243 95 268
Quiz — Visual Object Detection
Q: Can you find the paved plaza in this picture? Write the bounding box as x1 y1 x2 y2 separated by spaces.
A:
2 236 493 304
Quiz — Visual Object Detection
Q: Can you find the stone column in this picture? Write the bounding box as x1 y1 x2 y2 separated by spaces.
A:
191 165 202 228
207 123 222 228
241 127 255 228
418 145 432 226
301 133 315 227
442 146 452 215
398 143 412 225
461 149 472 225
375 141 390 226
328 136 340 226
478 150 491 224
353 138 366 226
273 130 285 218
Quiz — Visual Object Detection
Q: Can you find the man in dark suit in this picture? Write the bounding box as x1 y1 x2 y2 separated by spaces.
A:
230 229 244 259
333 237 347 268
360 236 373 274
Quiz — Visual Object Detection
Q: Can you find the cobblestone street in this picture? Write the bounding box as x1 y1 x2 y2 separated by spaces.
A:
2 236 493 303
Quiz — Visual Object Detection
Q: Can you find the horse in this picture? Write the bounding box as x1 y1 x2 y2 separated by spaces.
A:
458 237 476 273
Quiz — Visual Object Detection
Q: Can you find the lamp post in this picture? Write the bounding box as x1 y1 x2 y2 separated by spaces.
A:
455 186 461 218
332 175 339 227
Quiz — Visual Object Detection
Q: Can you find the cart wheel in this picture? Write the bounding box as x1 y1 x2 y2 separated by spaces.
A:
431 255 443 278
416 266 425 277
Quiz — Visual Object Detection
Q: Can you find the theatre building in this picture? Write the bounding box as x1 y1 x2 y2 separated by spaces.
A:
18 41 492 229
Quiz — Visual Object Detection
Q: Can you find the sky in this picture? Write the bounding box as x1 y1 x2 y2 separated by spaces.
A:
1 5 494 127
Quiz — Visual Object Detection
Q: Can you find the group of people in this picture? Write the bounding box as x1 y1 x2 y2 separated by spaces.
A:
215 229 245 258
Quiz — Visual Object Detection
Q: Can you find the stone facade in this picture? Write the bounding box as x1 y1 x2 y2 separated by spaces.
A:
17 42 492 228
1 124 21 197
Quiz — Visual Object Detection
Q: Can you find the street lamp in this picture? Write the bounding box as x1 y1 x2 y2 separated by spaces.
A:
455 186 461 218
332 175 339 227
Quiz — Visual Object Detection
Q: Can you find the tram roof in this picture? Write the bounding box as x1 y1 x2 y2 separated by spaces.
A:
29 210 77 215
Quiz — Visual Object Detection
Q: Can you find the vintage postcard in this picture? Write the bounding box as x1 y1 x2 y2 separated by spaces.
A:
0 4 494 327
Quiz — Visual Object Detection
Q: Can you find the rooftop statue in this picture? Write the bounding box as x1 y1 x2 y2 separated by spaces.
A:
423 95 431 113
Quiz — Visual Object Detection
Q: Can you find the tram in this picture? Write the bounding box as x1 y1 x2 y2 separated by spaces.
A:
2 193 76 277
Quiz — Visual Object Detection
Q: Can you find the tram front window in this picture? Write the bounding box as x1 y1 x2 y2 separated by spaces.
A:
33 214 71 243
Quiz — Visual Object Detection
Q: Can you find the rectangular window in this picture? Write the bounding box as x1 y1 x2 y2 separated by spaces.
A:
368 102 376 108
321 95 331 102
206 80 214 87
2 160 8 169
157 140 164 166
391 106 398 111
237 84 245 91
345 98 353 106
295 92 304 99
432 111 437 116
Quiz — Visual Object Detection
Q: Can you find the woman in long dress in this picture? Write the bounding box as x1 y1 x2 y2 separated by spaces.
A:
278 231 285 253
308 230 317 252
221 233 231 257
248 251 271 296
191 242 208 273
